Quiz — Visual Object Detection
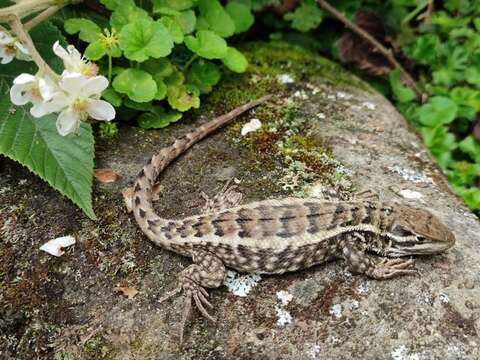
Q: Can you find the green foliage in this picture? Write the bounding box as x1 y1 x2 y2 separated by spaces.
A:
277 0 480 211
284 0 323 32
0 21 98 219
0 84 96 219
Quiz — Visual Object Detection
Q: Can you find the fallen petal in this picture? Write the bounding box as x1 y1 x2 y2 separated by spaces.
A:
40 235 76 257
94 168 119 183
113 287 139 299
241 118 262 136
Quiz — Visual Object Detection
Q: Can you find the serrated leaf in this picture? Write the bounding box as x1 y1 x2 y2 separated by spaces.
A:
158 17 184 44
138 109 182 129
406 34 440 64
198 0 235 38
284 0 323 32
187 60 220 94
113 69 157 102
120 18 174 62
64 18 101 43
167 84 200 111
184 30 228 59
221 47 248 73
225 2 254 34
389 68 415 103
0 83 96 219
418 96 458 127
141 58 174 78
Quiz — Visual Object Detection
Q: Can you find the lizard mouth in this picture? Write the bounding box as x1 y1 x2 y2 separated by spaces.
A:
386 237 455 257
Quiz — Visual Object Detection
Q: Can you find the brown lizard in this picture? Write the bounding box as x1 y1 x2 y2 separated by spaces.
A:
129 95 455 342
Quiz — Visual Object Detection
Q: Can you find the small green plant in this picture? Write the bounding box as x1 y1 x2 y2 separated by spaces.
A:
0 0 255 218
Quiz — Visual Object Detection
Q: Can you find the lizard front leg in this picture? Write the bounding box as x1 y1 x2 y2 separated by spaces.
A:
340 235 417 279
158 249 226 343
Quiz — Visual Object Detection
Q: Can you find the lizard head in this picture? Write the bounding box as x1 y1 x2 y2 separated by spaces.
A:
383 205 455 257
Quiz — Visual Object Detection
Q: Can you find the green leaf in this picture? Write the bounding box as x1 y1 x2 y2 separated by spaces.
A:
417 96 458 126
453 186 480 210
138 109 183 129
113 69 158 102
102 88 122 107
389 68 415 103
465 67 480 87
152 0 194 12
221 47 248 73
164 68 185 86
225 2 254 34
419 126 456 169
64 18 101 43
459 136 480 163
167 84 200 111
187 60 221 94
284 0 323 32
198 0 235 37
154 79 168 100
110 2 149 30
158 17 184 44
141 58 174 78
124 98 154 111
100 0 134 10
85 41 107 60
119 18 174 62
0 84 96 219
184 30 228 59
406 34 440 64
174 10 196 34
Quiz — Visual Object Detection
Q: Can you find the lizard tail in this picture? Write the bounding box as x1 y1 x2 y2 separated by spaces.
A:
132 95 272 249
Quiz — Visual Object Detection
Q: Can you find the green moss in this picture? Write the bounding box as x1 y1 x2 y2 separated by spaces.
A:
82 334 111 359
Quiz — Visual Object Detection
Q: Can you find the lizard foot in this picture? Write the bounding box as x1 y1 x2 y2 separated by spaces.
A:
157 250 225 344
367 258 418 279
201 179 243 214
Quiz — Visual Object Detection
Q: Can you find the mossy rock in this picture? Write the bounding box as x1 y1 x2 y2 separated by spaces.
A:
1 41 479 359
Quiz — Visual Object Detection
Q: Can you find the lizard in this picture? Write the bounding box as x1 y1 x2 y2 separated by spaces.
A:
129 95 455 342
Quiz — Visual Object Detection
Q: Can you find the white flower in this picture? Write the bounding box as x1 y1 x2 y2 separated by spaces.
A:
10 73 57 117
0 30 30 64
53 41 98 77
47 72 115 136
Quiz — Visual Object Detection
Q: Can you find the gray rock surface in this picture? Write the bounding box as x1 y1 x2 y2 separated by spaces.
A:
1 42 479 359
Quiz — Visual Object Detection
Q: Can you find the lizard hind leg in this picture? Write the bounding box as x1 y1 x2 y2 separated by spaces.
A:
200 179 243 214
158 249 226 344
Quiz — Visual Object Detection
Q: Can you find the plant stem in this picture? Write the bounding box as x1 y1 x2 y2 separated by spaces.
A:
108 53 112 82
183 54 198 71
0 0 54 18
24 5 62 30
315 0 423 101
8 14 59 80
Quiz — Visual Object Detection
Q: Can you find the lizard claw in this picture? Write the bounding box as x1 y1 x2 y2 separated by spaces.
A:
368 258 419 279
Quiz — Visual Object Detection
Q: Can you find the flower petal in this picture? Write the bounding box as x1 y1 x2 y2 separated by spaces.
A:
56 109 80 136
38 76 56 101
87 99 116 121
30 102 53 118
45 92 69 113
81 76 109 97
15 41 29 56
1 53 13 64
53 41 68 60
13 73 35 85
59 72 89 95
10 83 30 105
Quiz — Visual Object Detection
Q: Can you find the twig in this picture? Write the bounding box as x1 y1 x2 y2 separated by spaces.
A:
24 5 62 30
0 0 53 18
316 0 422 101
8 14 59 80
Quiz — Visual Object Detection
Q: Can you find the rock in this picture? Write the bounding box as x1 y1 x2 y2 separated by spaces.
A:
1 41 479 359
